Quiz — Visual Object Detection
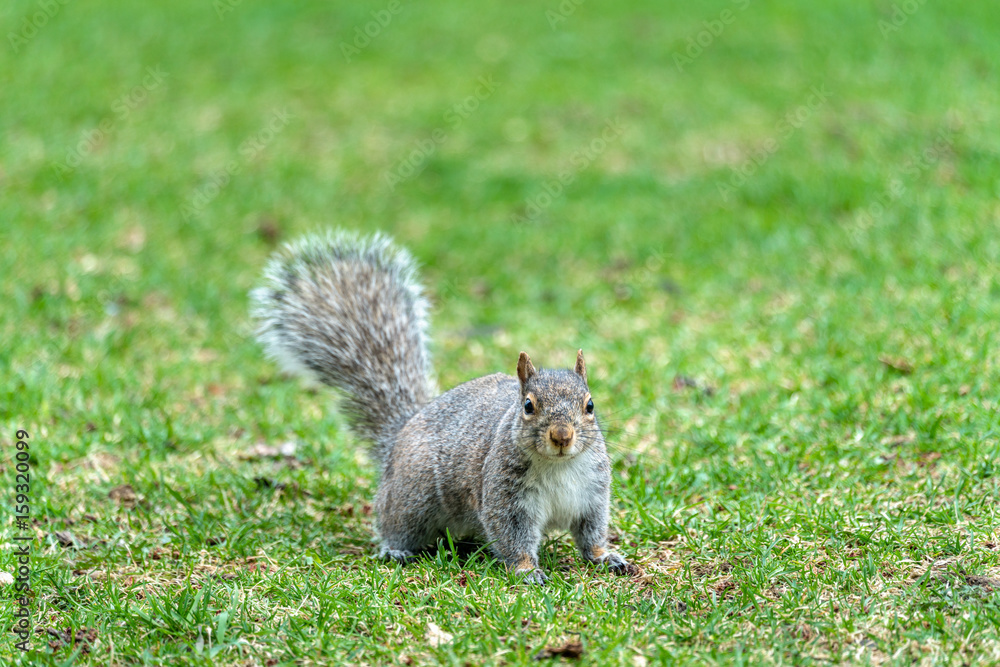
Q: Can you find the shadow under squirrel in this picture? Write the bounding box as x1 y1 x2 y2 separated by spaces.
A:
251 230 631 583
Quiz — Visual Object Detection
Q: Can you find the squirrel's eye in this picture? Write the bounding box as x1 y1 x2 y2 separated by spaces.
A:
523 398 534 415
586 398 594 414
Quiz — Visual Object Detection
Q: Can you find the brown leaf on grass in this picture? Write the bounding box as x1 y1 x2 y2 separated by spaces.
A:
672 375 715 396
916 451 942 467
713 578 737 599
252 477 309 497
880 433 916 447
40 626 99 654
534 640 584 660
108 484 138 508
964 574 1000 589
51 531 87 549
149 546 180 561
879 355 914 374
257 217 282 245
455 570 477 587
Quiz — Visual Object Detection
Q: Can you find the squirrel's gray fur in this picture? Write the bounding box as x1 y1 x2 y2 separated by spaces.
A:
252 230 630 583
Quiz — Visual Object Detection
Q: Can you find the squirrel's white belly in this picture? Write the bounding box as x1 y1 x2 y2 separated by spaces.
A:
522 456 596 532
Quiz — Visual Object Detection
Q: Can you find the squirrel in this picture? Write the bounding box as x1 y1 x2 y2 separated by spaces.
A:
251 230 631 583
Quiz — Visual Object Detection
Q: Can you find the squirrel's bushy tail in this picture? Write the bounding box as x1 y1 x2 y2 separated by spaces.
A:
251 230 435 461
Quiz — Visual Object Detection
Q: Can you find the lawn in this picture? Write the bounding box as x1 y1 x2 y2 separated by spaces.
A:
2 0 1000 664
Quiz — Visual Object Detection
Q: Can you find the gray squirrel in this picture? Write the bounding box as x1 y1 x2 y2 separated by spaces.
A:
251 230 631 583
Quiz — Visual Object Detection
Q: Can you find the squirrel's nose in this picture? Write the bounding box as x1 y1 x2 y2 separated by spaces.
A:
549 424 575 448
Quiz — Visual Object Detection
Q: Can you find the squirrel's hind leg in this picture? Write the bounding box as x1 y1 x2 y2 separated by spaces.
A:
376 527 436 565
374 496 440 565
376 519 434 563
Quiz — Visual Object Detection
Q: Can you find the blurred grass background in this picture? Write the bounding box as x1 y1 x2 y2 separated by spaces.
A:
1 0 999 664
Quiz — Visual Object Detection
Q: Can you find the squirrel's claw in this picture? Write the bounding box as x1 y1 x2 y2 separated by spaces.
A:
380 547 418 564
598 550 632 575
608 560 631 575
517 568 548 585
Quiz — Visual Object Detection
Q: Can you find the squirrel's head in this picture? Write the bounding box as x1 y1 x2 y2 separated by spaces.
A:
515 349 601 461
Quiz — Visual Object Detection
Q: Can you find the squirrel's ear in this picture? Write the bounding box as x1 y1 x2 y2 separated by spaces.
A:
574 349 587 384
517 351 536 388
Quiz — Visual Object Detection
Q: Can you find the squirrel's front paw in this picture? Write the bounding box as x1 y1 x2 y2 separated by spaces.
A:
516 568 548 585
588 547 631 574
604 551 631 575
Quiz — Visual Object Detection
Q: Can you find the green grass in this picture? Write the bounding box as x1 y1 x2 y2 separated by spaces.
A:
2 0 1000 664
